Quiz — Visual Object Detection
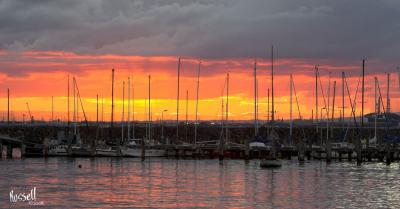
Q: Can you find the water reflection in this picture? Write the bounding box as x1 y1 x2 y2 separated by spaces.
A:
1 158 400 208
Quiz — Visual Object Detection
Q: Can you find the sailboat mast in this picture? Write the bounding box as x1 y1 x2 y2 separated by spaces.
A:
51 96 54 122
267 88 270 122
342 72 345 123
360 60 367 151
176 58 181 144
194 61 201 145
374 77 377 139
101 97 104 123
68 75 70 128
271 46 275 122
132 78 135 139
226 73 229 142
327 72 331 120
111 69 115 129
362 60 365 128
327 72 331 141
290 74 293 142
73 77 77 135
127 77 131 141
145 98 147 139
331 80 337 141
96 94 98 125
76 90 79 125
148 75 151 141
7 88 9 126
254 60 258 136
315 66 318 132
122 81 125 144
387 73 390 113
95 94 99 150
221 99 224 125
332 81 336 122
219 97 224 161
185 90 188 143
257 79 259 128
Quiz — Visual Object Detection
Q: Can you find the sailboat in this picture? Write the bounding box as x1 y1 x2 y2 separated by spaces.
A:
69 77 93 157
362 77 379 149
49 76 70 156
121 75 166 157
249 60 269 150
48 131 69 156
260 129 282 168
122 139 166 157
260 46 282 168
96 143 119 157
96 69 120 157
288 74 307 161
70 137 92 156
48 144 68 156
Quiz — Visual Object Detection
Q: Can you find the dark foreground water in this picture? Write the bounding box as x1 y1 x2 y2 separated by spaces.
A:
1 158 399 208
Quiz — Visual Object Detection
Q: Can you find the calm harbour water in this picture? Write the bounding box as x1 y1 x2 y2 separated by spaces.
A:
1 157 400 208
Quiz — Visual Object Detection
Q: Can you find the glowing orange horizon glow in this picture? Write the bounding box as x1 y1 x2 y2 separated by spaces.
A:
0 50 399 122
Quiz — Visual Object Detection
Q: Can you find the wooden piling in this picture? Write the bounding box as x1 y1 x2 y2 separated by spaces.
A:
244 138 250 161
141 138 145 162
287 152 291 160
7 144 12 158
298 140 305 163
348 150 352 161
385 142 392 166
367 150 372 162
356 139 362 165
326 143 332 163
21 143 26 157
43 137 49 157
307 142 312 160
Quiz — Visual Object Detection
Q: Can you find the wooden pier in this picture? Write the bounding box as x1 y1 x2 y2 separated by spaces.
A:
2 135 400 166
161 143 400 164
0 134 25 158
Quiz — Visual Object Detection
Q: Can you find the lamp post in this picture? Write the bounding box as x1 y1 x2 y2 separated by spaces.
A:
161 110 168 143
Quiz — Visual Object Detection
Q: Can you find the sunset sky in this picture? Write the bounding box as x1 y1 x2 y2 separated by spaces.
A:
0 0 399 122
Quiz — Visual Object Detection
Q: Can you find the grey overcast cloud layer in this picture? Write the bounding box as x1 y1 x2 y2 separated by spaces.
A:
0 0 399 60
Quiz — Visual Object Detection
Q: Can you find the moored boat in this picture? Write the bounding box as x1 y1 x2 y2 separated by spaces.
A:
25 142 44 157
96 145 120 157
121 139 166 157
70 145 92 157
121 147 166 157
48 144 68 156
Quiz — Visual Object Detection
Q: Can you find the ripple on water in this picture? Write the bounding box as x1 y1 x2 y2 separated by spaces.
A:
1 158 400 208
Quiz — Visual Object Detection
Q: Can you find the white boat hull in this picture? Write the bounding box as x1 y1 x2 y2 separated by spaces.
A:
311 151 357 159
48 145 68 156
48 149 68 156
96 149 119 157
121 147 166 157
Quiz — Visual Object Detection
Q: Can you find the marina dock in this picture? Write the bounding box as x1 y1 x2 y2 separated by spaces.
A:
1 123 399 165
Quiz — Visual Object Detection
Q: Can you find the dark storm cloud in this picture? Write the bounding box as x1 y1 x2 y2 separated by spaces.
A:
0 0 399 60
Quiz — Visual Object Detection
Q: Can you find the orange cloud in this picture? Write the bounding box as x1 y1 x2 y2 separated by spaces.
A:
0 50 398 122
